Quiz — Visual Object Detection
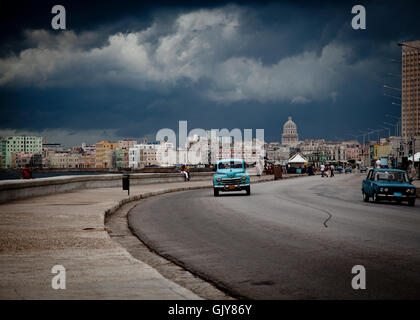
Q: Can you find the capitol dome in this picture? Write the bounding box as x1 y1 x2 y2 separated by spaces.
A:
281 116 299 146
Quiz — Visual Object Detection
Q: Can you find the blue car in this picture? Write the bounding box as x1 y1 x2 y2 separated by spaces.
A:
362 168 416 206
213 159 250 196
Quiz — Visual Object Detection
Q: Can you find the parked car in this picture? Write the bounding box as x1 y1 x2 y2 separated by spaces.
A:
362 168 416 206
345 166 352 174
359 166 368 173
213 159 250 196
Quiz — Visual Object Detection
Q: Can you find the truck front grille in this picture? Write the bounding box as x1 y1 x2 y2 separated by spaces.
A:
221 178 242 185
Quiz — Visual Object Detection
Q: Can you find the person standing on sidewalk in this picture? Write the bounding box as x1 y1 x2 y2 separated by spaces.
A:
186 165 191 181
21 165 32 179
181 165 188 181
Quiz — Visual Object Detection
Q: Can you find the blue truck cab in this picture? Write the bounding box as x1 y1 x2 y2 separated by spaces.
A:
362 168 416 206
213 159 250 196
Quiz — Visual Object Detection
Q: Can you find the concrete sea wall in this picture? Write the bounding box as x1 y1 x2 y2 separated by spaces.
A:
0 172 213 204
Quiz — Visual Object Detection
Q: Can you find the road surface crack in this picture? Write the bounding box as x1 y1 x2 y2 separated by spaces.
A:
275 193 333 228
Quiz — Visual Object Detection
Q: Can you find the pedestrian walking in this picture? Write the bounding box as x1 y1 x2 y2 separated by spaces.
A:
320 164 325 177
308 164 314 176
256 165 262 177
330 164 335 177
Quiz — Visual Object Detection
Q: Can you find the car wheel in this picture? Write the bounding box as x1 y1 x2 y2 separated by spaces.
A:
214 189 219 197
245 186 251 196
373 192 380 203
408 199 415 207
362 191 369 202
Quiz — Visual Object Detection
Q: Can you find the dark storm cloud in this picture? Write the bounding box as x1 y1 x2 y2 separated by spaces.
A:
0 0 419 145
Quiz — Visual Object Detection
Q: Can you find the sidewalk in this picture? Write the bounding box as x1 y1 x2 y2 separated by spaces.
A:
0 175 274 299
413 180 420 198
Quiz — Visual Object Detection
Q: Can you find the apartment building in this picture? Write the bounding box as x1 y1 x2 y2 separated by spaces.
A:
1 136 43 168
95 140 118 168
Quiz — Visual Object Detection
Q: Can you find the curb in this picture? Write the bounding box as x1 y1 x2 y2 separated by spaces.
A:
104 185 212 223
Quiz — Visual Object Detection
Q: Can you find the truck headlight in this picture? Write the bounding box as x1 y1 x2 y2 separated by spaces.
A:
407 188 411 193
384 188 388 192
241 175 246 180
411 188 415 194
380 188 384 192
216 177 221 182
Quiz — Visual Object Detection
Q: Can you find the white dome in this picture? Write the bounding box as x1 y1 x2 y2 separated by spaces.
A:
281 116 299 146
283 116 297 130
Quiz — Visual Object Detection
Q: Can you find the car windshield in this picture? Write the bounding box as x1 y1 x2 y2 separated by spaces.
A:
374 171 408 182
218 161 243 169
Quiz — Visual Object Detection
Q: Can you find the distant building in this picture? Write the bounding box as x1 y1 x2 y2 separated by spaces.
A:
181 131 264 165
295 139 362 165
80 143 96 168
0 138 3 168
48 152 82 168
129 143 160 168
115 149 129 169
265 142 291 163
156 141 175 167
281 116 299 147
374 144 392 159
118 139 138 151
1 136 43 168
400 40 420 139
95 140 118 168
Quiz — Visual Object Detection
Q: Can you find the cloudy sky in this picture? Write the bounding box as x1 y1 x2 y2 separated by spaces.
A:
0 0 419 146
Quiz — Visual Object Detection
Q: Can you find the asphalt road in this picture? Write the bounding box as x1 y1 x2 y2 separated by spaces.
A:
129 174 420 299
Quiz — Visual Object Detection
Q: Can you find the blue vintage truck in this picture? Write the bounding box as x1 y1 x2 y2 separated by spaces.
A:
213 159 250 196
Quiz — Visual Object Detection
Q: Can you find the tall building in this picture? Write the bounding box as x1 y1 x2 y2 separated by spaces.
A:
95 140 118 168
400 40 420 148
0 137 3 168
281 116 299 147
1 136 43 168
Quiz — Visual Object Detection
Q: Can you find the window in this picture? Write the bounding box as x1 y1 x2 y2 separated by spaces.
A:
218 160 243 169
374 171 408 183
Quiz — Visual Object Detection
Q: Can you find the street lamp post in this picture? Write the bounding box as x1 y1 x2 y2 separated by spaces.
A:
384 122 398 136
380 126 391 138
367 128 380 143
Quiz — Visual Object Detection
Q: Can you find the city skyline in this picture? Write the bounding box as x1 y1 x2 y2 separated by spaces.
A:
1 1 420 146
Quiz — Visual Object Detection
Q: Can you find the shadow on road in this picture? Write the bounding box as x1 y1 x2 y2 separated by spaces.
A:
215 193 249 197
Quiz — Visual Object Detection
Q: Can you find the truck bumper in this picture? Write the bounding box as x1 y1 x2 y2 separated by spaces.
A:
377 194 416 201
214 183 250 192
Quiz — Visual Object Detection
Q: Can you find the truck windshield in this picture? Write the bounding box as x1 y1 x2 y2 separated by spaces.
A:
218 161 243 169
374 171 408 182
